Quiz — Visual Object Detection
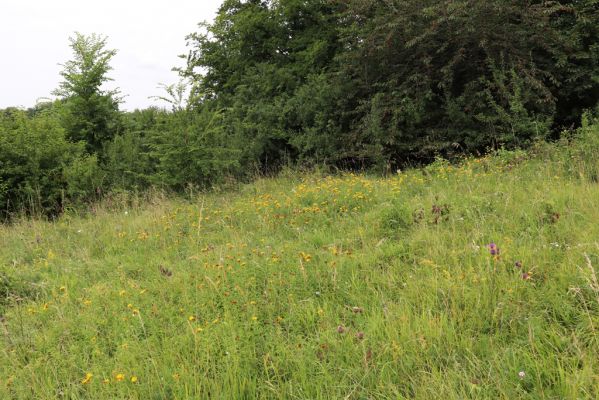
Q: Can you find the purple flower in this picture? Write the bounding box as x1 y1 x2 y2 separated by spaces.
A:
515 261 523 269
488 242 500 256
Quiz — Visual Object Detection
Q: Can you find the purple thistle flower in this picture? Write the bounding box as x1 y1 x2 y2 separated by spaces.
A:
488 242 500 256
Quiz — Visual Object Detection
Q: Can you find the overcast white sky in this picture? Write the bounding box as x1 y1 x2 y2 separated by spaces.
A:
0 0 223 110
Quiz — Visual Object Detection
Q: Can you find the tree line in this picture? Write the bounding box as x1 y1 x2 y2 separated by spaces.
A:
1 0 598 218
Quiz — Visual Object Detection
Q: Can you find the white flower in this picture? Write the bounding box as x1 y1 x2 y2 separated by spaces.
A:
518 371 526 379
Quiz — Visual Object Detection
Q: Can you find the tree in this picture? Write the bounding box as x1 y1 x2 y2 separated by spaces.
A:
182 0 344 171
53 33 122 154
331 0 599 164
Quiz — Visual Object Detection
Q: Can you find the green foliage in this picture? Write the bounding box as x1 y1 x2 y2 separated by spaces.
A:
148 106 241 190
53 33 122 154
2 1 599 216
102 108 161 191
182 0 343 171
0 107 91 218
333 0 598 162
564 112 599 182
63 154 105 204
179 0 598 168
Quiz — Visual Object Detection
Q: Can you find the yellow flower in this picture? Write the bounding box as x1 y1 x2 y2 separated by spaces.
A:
188 315 196 322
299 252 312 263
81 372 93 385
251 316 258 321
115 373 125 382
130 376 138 383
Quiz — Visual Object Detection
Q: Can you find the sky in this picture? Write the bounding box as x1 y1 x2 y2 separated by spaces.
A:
0 0 223 110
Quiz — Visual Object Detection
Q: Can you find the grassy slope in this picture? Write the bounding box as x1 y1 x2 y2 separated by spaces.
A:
1 144 599 399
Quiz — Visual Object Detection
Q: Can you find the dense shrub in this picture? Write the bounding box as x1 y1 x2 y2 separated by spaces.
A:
181 0 598 168
565 112 599 182
148 106 241 190
0 108 94 218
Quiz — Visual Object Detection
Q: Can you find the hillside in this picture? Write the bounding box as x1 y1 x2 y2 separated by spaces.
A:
1 130 599 399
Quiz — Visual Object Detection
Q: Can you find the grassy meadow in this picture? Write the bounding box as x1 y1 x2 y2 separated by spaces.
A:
1 138 599 399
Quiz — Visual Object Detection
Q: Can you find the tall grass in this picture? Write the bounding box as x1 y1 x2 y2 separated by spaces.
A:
1 124 598 399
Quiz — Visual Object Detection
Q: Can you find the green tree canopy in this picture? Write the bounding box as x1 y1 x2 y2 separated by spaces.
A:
181 0 598 168
54 32 122 154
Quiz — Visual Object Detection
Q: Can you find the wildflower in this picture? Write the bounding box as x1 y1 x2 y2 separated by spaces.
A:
81 372 93 385
488 243 499 256
518 371 526 379
337 325 346 334
130 376 138 383
299 252 312 263
251 316 258 321
115 373 125 382
522 272 532 280
188 316 196 322
515 261 523 269
355 331 365 340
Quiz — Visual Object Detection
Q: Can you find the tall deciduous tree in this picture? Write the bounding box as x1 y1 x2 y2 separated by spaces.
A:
54 33 122 154
182 0 598 169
